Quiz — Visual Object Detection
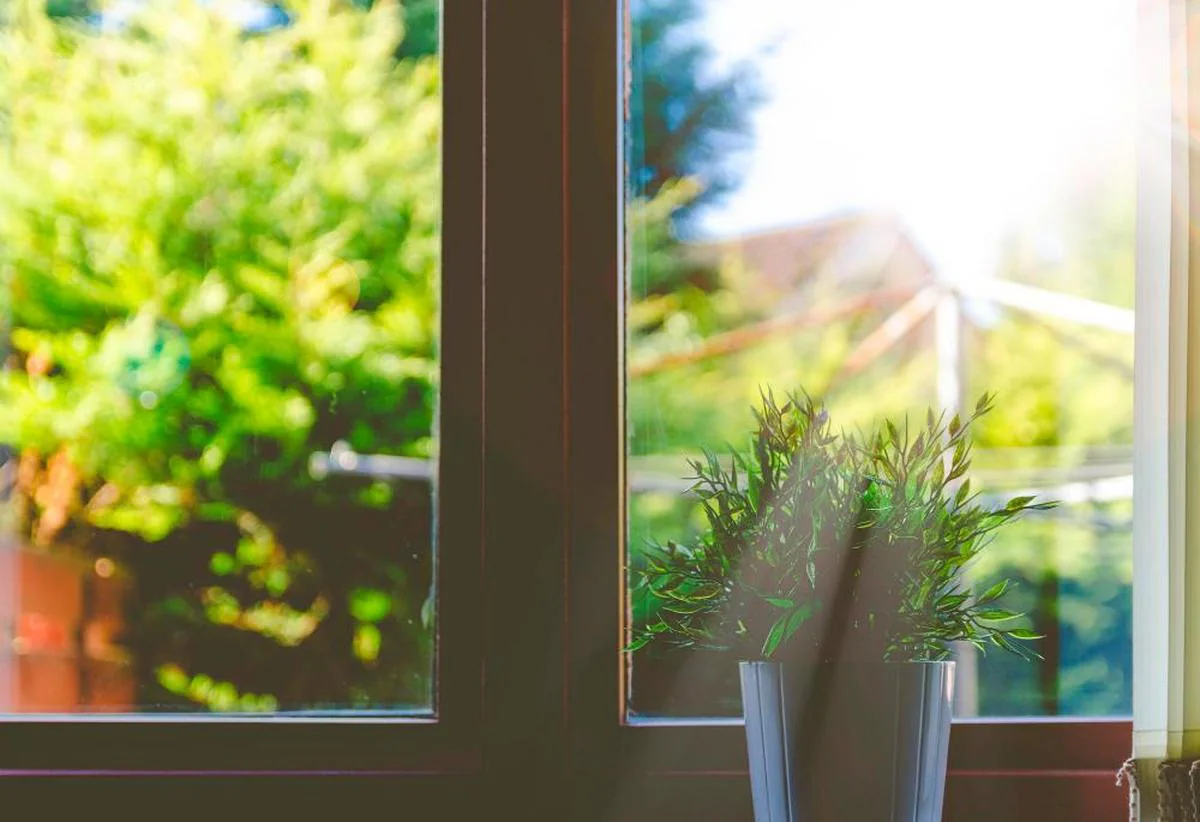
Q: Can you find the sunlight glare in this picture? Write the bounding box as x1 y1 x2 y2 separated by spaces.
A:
700 0 1136 285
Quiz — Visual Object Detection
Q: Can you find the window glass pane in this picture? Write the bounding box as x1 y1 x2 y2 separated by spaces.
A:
626 0 1134 719
0 0 440 714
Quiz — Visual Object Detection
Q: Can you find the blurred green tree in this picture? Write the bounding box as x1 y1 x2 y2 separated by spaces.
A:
0 0 439 709
627 0 763 226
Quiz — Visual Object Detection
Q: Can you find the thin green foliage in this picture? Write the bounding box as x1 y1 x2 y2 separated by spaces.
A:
629 390 1056 663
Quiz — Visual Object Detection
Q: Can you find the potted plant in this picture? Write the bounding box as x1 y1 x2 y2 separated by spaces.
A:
628 390 1053 822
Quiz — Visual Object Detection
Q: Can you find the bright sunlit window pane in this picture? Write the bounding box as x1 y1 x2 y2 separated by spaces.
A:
0 0 440 714
626 0 1134 718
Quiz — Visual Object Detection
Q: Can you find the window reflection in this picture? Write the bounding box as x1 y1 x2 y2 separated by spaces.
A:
626 0 1134 718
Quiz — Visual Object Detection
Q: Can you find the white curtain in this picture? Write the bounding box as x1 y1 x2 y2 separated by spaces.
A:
1129 1 1200 818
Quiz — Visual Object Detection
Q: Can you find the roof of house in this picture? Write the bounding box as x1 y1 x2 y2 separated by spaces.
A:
685 211 937 313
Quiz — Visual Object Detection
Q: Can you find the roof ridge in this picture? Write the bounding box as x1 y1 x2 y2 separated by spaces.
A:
690 209 902 247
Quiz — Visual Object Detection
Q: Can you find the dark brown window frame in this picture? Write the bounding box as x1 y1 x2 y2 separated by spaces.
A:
0 1 1135 818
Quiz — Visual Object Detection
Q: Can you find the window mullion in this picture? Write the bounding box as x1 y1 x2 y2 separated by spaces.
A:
479 0 570 810
562 0 624 811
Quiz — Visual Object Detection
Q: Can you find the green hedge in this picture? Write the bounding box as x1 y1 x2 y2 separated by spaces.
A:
0 0 439 710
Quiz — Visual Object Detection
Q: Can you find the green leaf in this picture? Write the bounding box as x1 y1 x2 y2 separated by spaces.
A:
954 478 971 508
156 664 190 695
348 588 393 623
953 438 967 465
209 551 236 576
1007 628 1044 640
196 502 238 522
991 632 1020 654
353 623 382 663
784 604 813 636
975 608 1019 622
977 579 1009 603
762 603 813 657
762 617 788 658
623 635 653 653
662 600 710 615
947 461 968 482
936 593 968 611
764 596 795 609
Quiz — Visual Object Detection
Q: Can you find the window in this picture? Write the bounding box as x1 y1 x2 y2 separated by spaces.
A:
625 0 1135 722
614 0 1137 816
0 0 1165 818
617 0 1138 816
0 0 484 780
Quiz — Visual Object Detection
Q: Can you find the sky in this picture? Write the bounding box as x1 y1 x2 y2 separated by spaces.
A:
691 0 1138 284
